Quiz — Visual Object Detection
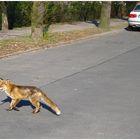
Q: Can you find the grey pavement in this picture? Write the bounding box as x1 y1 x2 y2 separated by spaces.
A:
0 29 140 138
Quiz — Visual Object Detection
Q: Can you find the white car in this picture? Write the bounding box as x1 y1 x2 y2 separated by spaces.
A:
128 4 140 30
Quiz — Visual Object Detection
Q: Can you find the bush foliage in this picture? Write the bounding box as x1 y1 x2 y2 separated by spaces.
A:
0 1 137 29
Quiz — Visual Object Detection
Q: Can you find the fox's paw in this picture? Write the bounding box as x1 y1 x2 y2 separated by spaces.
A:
32 109 40 114
13 107 20 111
6 107 19 111
6 109 12 111
6 108 13 111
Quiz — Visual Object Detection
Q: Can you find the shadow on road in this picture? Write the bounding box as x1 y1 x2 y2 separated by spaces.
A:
0 96 56 115
86 20 99 27
125 26 140 32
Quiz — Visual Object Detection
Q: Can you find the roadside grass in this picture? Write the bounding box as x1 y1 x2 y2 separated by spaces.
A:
47 22 127 45
0 22 128 58
111 22 128 30
44 27 103 45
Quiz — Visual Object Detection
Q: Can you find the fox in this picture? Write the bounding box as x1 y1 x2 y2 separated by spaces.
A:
0 78 61 115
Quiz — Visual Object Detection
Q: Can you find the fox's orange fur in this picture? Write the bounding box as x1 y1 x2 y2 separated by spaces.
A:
0 79 61 115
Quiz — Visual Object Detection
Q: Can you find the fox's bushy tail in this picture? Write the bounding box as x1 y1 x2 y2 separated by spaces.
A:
42 93 61 115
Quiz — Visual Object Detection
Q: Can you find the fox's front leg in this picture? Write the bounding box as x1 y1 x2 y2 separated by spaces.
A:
7 99 20 111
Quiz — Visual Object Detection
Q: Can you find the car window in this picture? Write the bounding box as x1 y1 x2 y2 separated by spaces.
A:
134 5 140 11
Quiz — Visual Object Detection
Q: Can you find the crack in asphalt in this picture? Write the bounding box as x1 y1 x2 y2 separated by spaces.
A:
40 44 140 89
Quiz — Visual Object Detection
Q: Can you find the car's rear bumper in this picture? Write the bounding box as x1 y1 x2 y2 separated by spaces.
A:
128 21 140 27
128 17 140 27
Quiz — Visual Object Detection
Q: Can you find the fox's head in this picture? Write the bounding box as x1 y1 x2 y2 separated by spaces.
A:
0 78 12 91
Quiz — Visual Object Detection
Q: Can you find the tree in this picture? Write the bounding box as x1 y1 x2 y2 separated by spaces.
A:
99 1 111 30
1 2 8 32
13 2 32 28
31 1 45 41
118 1 126 19
126 1 137 15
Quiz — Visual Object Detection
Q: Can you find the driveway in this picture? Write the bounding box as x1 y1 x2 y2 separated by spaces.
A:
0 29 140 138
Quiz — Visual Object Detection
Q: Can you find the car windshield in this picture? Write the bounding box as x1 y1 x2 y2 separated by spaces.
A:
134 5 140 11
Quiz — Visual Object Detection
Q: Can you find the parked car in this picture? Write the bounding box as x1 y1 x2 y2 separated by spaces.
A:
128 4 140 30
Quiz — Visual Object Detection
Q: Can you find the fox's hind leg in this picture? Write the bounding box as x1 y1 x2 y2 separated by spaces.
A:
29 97 41 114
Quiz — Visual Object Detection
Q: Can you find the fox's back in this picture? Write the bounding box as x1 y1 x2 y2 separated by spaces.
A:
12 85 43 99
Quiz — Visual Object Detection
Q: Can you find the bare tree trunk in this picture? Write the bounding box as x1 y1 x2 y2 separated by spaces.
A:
99 1 111 30
1 2 8 32
31 1 45 41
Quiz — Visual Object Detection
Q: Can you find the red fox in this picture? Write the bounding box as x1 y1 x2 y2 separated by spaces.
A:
0 78 61 115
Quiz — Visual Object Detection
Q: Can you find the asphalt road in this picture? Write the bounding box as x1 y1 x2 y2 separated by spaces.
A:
0 29 140 138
